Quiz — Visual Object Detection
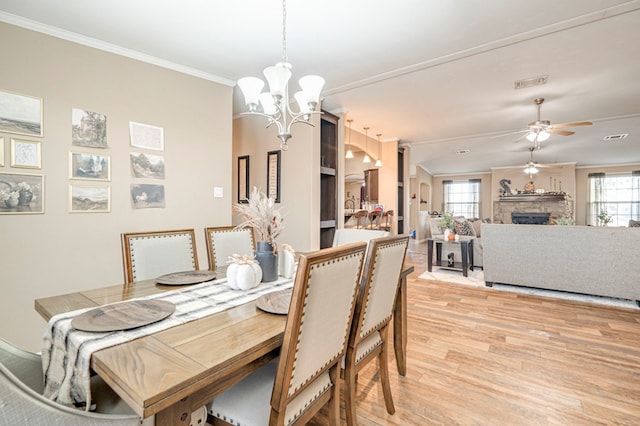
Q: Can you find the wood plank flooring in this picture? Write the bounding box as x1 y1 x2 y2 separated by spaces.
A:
308 240 640 425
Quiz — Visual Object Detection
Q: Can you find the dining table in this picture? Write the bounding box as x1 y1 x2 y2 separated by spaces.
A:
34 264 414 425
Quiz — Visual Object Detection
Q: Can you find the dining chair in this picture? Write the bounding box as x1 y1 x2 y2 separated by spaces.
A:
0 337 144 425
207 241 368 426
342 235 409 426
204 226 255 270
121 229 199 283
332 228 390 247
368 210 383 229
379 210 394 232
353 210 369 229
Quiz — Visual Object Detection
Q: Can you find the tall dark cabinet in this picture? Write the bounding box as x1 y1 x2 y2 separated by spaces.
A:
397 147 405 234
320 111 339 248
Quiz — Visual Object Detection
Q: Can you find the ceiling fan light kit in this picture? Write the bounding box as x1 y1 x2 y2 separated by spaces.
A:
520 98 592 149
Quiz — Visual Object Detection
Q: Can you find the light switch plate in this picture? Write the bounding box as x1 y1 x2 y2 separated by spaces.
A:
213 187 223 198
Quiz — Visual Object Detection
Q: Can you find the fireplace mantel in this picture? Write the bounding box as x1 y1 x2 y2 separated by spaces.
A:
498 194 566 202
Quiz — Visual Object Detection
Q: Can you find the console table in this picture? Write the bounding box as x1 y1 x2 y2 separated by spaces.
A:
427 237 474 277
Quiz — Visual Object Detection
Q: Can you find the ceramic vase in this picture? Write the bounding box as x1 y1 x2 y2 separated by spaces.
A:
255 241 278 282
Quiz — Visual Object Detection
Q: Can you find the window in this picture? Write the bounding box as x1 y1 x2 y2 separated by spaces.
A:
442 179 480 218
587 172 640 226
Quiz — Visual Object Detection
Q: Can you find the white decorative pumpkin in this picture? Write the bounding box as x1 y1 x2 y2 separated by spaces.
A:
227 259 262 290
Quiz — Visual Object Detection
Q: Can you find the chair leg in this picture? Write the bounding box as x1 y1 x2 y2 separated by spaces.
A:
343 363 359 426
328 366 341 426
379 326 395 414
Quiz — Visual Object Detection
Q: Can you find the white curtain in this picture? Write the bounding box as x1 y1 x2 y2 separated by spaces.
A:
586 172 605 226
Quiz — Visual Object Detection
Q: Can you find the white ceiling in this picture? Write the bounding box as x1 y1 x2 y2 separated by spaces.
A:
1 0 639 175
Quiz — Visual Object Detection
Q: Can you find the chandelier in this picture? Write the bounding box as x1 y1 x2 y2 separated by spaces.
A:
236 0 325 150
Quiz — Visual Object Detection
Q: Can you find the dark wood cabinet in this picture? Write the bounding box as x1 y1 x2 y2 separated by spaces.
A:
320 112 339 248
397 148 405 234
363 168 379 203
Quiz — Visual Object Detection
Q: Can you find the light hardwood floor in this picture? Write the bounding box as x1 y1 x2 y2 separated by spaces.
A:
308 240 640 425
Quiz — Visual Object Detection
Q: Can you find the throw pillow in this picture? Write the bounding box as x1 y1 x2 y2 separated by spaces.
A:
629 219 640 227
454 219 476 237
469 219 482 237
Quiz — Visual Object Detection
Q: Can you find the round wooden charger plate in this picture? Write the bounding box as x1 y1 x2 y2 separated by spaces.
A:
256 288 293 315
71 300 176 332
156 270 217 285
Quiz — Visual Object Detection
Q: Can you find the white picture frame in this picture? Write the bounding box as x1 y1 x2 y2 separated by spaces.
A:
129 121 164 151
10 139 41 169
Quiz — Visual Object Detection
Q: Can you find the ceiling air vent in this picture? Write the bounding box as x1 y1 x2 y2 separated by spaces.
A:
456 149 470 155
603 134 628 141
514 75 548 90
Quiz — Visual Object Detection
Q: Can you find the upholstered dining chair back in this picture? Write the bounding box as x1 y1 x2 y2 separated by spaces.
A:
204 226 255 270
121 229 198 283
208 242 367 426
342 235 409 426
0 337 141 425
332 228 390 247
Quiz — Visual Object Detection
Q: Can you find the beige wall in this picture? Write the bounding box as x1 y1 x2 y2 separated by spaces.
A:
232 113 320 252
0 23 233 351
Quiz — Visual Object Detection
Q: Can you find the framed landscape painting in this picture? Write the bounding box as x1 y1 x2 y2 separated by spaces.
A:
72 108 107 148
130 183 165 209
0 90 43 137
69 152 110 181
69 185 110 213
130 152 165 179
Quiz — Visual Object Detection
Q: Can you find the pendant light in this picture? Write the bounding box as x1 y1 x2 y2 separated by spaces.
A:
375 133 383 167
362 127 371 163
345 119 354 159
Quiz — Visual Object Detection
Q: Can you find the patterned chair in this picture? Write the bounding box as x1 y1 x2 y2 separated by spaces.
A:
121 229 198 283
342 235 409 426
207 242 367 426
0 337 142 425
204 226 255 270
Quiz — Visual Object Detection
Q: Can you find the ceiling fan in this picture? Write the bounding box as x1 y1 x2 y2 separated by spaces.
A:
512 98 592 148
522 146 556 178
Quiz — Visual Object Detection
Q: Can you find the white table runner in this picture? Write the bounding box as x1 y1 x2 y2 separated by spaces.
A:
41 276 293 410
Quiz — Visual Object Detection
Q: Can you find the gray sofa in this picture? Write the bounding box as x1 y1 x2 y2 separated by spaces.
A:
482 223 640 303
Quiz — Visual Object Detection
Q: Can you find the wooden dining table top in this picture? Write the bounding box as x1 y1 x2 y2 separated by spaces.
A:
34 263 414 425
35 274 287 425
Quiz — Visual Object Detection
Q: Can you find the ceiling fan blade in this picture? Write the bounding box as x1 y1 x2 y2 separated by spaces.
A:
547 128 574 136
549 121 592 128
492 128 529 138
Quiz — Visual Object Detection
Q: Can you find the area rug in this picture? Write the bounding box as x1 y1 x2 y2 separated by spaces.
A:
418 268 638 309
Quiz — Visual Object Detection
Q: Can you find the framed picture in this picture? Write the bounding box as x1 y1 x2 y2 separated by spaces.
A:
11 139 41 169
238 155 249 203
0 172 44 214
0 89 43 137
130 152 165 179
130 183 165 209
0 137 4 167
129 121 164 151
267 150 281 203
72 108 107 148
69 184 110 213
69 152 110 181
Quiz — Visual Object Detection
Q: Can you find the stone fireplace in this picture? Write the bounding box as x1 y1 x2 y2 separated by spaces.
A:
492 194 572 224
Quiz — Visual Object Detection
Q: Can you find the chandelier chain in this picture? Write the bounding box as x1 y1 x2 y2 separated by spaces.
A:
281 0 288 63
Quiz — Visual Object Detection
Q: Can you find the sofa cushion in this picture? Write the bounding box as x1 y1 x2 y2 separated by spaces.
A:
629 219 640 227
454 219 476 237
